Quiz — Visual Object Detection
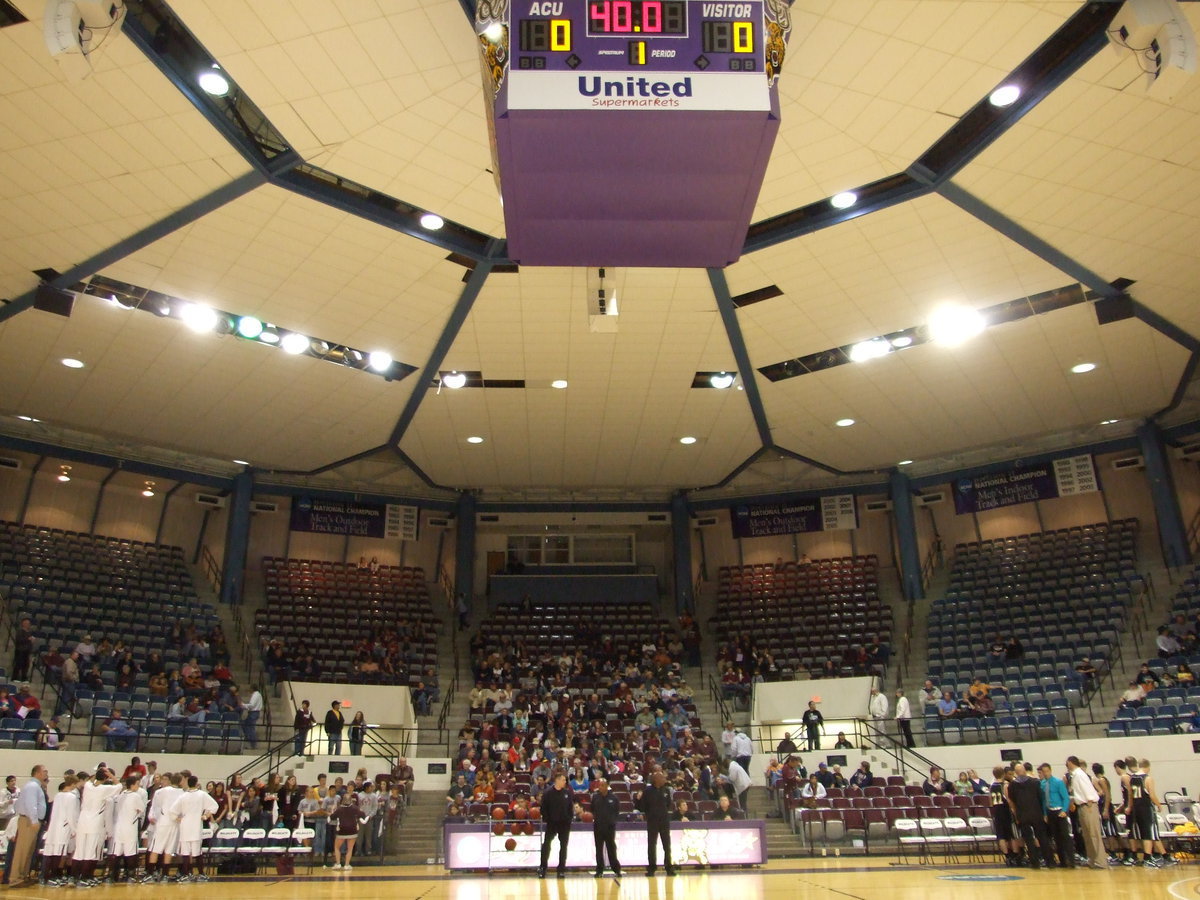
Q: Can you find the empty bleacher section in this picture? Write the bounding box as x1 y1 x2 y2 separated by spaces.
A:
925 518 1142 745
256 557 439 688
1105 565 1200 737
708 556 893 680
489 572 658 607
0 519 229 751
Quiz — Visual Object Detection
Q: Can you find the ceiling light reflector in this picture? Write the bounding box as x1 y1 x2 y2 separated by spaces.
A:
891 335 913 348
679 436 697 445
898 459 914 466
368 351 393 372
1071 362 1096 374
928 305 986 346
61 358 84 369
831 191 858 209
442 371 467 389
466 436 484 444
848 339 891 363
281 332 309 355
180 303 220 333
709 372 735 389
198 69 230 97
551 379 568 389
236 316 264 338
835 418 855 427
420 213 445 230
989 84 1021 107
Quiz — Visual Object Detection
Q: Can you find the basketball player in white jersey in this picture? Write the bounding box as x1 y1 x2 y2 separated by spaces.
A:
70 768 122 887
41 775 80 887
168 775 218 883
141 772 184 882
107 776 147 883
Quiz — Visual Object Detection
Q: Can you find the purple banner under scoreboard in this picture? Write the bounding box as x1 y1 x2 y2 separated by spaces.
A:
951 454 1098 514
289 497 387 538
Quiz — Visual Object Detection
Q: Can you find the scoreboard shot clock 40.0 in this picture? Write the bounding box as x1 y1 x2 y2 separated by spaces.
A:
477 0 794 268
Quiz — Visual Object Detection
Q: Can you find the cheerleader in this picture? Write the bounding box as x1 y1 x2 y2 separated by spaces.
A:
41 775 80 887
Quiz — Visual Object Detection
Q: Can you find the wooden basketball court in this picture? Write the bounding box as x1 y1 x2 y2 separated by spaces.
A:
9 858 1190 900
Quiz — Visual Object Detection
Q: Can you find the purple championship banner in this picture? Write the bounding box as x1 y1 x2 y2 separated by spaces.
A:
951 453 1098 515
444 820 766 870
289 497 388 538
730 493 858 538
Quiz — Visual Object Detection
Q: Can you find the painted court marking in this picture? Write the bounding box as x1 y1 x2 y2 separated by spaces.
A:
1168 876 1200 900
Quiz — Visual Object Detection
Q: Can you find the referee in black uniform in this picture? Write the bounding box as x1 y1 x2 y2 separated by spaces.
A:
592 779 622 878
635 771 677 876
538 773 574 878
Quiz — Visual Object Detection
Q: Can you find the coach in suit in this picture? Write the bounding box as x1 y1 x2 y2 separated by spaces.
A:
538 773 574 879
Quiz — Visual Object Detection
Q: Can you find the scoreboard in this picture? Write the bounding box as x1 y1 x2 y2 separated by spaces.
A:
478 0 793 267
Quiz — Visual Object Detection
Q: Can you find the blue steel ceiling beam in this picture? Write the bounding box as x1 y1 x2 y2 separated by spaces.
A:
936 180 1122 300
389 253 497 449
0 170 266 325
708 267 773 447
742 1 1118 255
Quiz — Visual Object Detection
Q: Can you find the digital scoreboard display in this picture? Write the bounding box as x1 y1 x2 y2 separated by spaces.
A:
476 0 794 267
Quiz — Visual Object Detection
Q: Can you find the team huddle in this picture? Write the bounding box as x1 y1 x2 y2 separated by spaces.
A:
22 765 217 888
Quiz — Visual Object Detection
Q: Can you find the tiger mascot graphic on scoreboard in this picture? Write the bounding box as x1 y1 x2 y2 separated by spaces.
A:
765 0 792 85
477 0 511 94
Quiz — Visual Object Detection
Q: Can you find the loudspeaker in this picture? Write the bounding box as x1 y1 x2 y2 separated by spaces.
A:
1094 294 1134 325
33 283 75 318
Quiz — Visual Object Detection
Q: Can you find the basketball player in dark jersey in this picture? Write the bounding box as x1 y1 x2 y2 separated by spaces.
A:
1091 763 1119 865
1112 758 1134 864
989 766 1021 865
1125 759 1162 866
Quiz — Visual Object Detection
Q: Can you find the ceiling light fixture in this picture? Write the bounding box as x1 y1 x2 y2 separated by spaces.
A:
1070 362 1096 374
280 332 310 355
61 358 84 369
15 415 40 422
180 302 220 333
709 372 735 389
56 465 71 483
368 351 393 372
835 418 855 427
236 316 264 338
898 459 914 466
232 459 250 465
551 379 568 389
1100 419 1119 426
466 436 484 444
891 335 913 348
679 436 697 444
419 212 445 230
259 327 280 344
989 84 1021 107
928 304 986 346
198 68 230 97
831 191 858 210
848 339 891 363
442 371 467 389
142 481 156 498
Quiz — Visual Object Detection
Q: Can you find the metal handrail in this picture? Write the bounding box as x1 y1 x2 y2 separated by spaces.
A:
200 545 222 594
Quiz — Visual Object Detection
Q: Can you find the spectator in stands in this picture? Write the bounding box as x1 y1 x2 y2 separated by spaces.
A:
895 689 914 748
1135 664 1160 690
1075 657 1097 682
294 700 315 756
814 763 834 789
74 634 96 664
1005 636 1023 660
103 710 138 752
833 732 853 750
922 766 951 796
324 701 345 755
0 689 12 718
920 680 940 705
1176 662 1195 685
801 701 823 751
954 772 974 795
1156 627 1181 659
11 618 34 682
391 758 415 801
13 684 40 720
776 732 797 754
849 762 873 788
712 795 744 820
348 711 367 756
1120 681 1146 708
800 774 826 803
937 690 958 718
35 717 65 750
